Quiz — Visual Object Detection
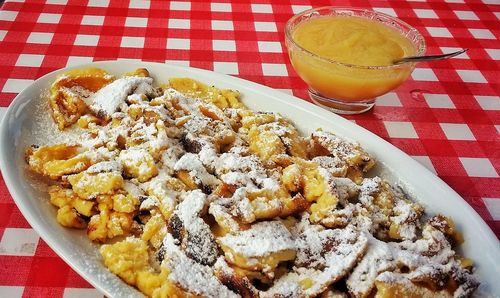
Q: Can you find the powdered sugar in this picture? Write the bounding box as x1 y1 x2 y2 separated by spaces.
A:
28 93 86 146
118 148 150 172
312 130 361 162
375 262 479 298
347 233 398 297
62 85 95 105
208 198 242 232
176 190 207 220
218 221 295 258
359 176 382 195
161 234 238 298
174 153 220 188
312 155 348 177
265 225 367 297
81 147 116 163
90 76 153 118
215 152 278 191
347 223 465 297
317 167 358 204
390 199 419 240
139 196 158 210
86 161 122 174
171 190 218 266
141 171 179 209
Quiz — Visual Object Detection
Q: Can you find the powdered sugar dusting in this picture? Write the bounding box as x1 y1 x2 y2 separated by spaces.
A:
86 161 122 174
174 153 220 188
218 221 295 258
25 68 480 298
266 225 368 297
90 76 153 118
162 234 238 298
28 93 85 145
171 190 219 266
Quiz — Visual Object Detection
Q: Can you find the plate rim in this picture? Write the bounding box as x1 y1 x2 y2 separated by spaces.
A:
1 60 498 297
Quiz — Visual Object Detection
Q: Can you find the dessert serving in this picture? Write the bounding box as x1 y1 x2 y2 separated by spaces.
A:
285 7 426 114
24 67 479 297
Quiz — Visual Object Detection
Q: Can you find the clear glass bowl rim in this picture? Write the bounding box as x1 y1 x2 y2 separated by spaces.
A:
284 6 427 70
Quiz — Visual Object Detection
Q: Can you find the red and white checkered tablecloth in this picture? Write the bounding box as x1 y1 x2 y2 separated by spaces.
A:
0 0 498 297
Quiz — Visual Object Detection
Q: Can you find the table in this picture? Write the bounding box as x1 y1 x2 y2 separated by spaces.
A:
0 0 498 297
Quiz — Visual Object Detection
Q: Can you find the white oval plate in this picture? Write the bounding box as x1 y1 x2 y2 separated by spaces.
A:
0 61 498 297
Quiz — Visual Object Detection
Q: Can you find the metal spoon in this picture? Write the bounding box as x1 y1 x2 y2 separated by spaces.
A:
393 48 468 65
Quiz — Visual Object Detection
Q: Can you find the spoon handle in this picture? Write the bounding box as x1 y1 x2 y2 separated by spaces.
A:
393 48 468 64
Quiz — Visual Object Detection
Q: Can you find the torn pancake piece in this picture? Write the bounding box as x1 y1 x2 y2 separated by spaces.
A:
90 76 154 120
374 262 479 298
264 225 368 297
218 220 296 274
168 190 219 266
347 222 478 298
161 233 238 298
49 68 114 130
214 257 260 298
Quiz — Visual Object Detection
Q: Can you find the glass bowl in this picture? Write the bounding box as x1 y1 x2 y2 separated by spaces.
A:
285 7 426 114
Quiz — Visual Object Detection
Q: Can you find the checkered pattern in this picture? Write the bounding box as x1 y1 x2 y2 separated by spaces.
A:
0 0 498 296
